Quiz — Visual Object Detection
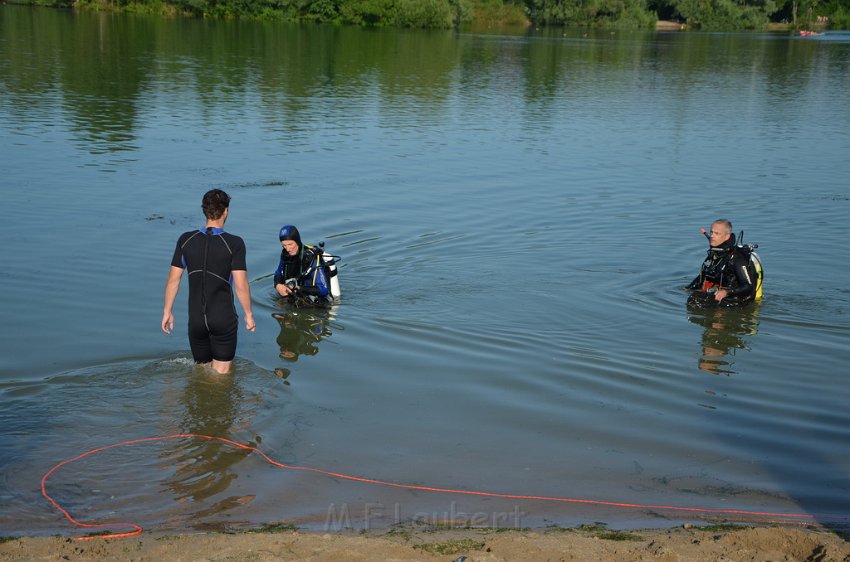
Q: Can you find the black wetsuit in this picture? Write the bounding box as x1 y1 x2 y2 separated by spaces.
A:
687 234 757 308
171 227 247 363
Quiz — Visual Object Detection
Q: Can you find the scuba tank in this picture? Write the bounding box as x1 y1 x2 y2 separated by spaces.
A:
319 242 342 300
749 249 763 300
736 231 763 301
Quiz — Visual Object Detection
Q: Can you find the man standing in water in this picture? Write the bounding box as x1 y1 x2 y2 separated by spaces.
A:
686 218 759 307
162 189 255 374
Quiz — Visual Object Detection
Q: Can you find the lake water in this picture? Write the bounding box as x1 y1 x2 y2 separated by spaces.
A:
2 6 849 536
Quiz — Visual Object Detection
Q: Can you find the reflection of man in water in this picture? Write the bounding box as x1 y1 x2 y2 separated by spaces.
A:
272 308 333 379
275 311 322 360
697 317 745 374
166 370 256 521
688 306 760 375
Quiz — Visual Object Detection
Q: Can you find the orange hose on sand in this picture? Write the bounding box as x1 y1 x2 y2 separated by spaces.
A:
41 433 848 540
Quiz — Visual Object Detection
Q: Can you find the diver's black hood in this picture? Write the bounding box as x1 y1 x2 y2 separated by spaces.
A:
279 225 303 262
279 224 302 245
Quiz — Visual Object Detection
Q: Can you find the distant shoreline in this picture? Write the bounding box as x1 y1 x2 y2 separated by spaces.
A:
656 19 686 30
5 2 829 33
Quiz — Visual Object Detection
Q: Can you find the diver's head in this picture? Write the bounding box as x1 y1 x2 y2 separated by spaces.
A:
279 225 302 256
202 189 231 220
708 219 733 248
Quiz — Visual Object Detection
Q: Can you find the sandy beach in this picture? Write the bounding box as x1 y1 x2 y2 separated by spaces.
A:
2 524 849 561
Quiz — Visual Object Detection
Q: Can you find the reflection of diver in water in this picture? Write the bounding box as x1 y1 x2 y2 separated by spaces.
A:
687 305 761 375
166 369 257 524
272 307 336 380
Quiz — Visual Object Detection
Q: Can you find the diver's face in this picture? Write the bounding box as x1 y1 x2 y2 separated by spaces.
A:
281 240 299 256
709 224 731 247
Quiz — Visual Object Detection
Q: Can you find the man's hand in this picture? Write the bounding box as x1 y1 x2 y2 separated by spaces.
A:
245 313 256 332
713 289 729 302
162 266 183 334
276 283 301 297
161 311 174 334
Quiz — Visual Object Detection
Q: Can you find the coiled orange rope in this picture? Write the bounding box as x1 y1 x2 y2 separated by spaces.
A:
41 433 847 540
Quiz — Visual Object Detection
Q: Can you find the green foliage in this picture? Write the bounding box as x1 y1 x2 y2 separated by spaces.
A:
338 0 393 25
829 5 850 26
525 0 657 27
393 0 457 27
18 0 847 28
674 0 775 29
337 0 464 27
306 0 341 21
9 0 74 7
791 0 850 26
470 0 530 25
525 0 576 23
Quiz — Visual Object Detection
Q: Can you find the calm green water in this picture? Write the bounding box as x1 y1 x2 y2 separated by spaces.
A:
2 6 850 535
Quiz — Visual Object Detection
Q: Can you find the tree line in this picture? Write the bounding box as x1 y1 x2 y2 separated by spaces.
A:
14 0 850 30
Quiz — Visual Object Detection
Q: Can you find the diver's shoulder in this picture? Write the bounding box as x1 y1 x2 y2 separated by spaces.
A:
221 231 246 244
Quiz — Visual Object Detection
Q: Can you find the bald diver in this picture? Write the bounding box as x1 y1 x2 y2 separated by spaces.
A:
686 219 763 309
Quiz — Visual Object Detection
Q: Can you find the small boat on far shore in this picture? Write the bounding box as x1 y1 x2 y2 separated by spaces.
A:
798 30 823 36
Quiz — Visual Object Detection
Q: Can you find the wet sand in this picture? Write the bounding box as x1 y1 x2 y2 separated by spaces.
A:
2 524 849 561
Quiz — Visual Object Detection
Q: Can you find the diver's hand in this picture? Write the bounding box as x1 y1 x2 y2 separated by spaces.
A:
714 289 729 302
275 283 292 297
161 310 174 334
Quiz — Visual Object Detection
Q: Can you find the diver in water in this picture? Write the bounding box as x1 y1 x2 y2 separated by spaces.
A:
273 225 336 305
686 219 761 308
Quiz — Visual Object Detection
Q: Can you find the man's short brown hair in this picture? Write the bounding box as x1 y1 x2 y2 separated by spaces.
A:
202 189 231 220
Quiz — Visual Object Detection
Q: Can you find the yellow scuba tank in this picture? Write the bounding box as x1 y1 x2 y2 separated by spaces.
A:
751 251 763 300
